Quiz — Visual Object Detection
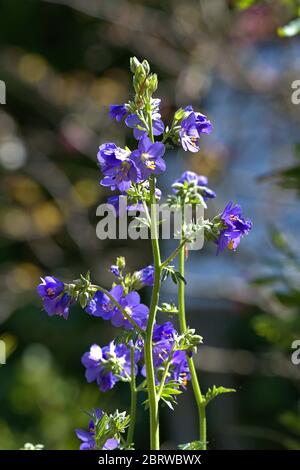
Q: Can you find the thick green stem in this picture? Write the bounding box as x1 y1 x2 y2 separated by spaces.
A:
178 234 207 450
144 175 161 450
126 347 137 448
142 99 162 450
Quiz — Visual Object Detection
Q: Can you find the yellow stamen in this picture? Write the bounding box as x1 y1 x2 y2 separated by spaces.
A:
141 152 156 170
124 306 132 316
227 240 235 250
146 160 156 170
181 372 188 387
46 287 55 298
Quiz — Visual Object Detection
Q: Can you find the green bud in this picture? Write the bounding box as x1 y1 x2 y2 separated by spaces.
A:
116 256 126 270
79 291 90 309
130 56 141 73
148 73 158 94
136 64 147 81
142 59 150 75
174 108 185 121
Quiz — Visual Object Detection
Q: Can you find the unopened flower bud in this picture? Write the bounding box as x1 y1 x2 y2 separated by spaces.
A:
130 56 141 73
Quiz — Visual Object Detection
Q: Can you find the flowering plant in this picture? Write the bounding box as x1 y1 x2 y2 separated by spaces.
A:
37 58 252 450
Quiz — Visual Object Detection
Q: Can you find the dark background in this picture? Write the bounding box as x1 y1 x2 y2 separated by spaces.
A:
0 0 300 450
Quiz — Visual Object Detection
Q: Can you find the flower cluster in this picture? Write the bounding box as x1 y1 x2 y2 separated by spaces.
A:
98 134 166 195
82 342 135 392
81 321 190 394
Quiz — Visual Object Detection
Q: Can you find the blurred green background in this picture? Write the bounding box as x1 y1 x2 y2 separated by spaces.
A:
1 0 300 450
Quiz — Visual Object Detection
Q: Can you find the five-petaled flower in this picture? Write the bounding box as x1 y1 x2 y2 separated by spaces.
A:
98 143 138 192
109 104 128 122
216 201 252 253
85 285 123 321
131 134 166 180
86 285 149 330
180 106 212 153
136 265 154 287
37 276 72 319
82 342 133 392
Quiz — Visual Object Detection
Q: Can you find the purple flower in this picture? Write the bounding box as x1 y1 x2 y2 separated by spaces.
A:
141 321 190 387
171 350 191 387
174 170 206 187
42 293 72 320
86 285 149 330
109 104 128 122
98 143 138 192
136 265 154 287
202 187 216 199
173 170 216 200
216 201 252 253
75 409 119 450
85 285 123 320
180 107 212 153
37 276 72 319
110 264 120 277
153 321 176 341
112 291 149 331
81 342 132 392
37 276 64 299
131 134 166 179
125 99 164 140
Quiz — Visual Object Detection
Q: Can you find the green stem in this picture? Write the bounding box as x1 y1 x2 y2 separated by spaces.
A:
161 239 187 268
178 230 207 450
126 346 137 448
144 175 161 450
143 101 161 450
157 344 176 400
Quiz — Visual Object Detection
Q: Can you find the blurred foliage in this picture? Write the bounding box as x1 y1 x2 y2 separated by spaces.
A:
252 226 300 349
259 144 300 194
235 0 300 36
253 148 300 448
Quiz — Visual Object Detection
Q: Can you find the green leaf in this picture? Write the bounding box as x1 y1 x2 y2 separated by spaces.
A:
204 385 236 406
251 275 280 286
269 227 296 259
158 302 179 314
143 380 183 410
178 440 206 450
161 265 186 285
